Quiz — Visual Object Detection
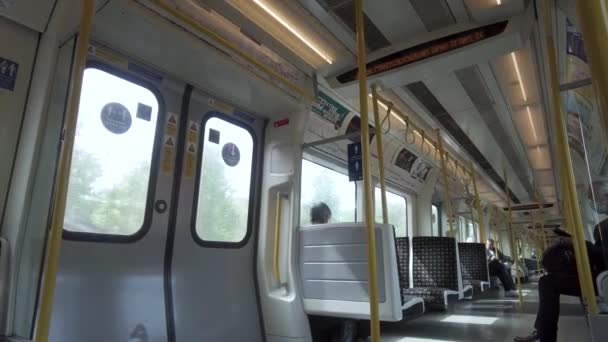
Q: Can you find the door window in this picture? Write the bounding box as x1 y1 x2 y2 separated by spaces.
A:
64 67 160 237
194 116 254 245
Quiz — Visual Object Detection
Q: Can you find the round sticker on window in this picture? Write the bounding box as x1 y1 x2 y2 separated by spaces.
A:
222 142 240 167
100 102 132 134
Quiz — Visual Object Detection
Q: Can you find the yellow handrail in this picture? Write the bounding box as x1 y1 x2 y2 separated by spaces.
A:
436 129 455 237
575 1 608 147
273 192 282 283
372 85 388 225
150 0 315 102
470 161 486 243
504 170 523 306
374 91 479 188
34 1 95 341
541 0 598 314
354 1 380 340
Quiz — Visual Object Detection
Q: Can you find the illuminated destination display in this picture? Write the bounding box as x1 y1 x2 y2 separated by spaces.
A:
336 21 508 84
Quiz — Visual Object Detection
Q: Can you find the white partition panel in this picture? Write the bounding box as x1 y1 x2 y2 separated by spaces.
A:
298 223 402 321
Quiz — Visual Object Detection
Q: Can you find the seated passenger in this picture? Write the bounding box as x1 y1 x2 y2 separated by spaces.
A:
310 202 331 224
486 239 518 298
514 220 608 342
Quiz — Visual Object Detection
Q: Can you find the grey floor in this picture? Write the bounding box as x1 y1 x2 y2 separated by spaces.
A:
380 279 591 342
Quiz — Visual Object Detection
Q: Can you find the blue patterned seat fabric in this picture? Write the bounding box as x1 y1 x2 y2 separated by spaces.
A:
458 242 490 292
406 237 459 307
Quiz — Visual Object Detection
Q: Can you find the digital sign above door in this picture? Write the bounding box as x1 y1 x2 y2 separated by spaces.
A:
336 21 508 84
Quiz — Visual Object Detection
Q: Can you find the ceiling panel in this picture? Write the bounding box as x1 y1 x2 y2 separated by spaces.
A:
535 170 555 186
0 0 56 32
513 104 548 146
528 146 552 170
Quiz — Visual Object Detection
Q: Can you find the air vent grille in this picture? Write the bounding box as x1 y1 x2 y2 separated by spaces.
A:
409 0 456 31
314 0 391 52
405 81 520 203
455 66 533 196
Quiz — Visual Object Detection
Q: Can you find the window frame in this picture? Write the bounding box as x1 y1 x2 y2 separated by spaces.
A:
190 111 257 248
62 61 165 243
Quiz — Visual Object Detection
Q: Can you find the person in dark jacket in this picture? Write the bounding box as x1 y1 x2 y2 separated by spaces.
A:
486 239 518 297
514 220 608 342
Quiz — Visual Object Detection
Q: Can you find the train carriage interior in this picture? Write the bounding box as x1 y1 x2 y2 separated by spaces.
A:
1 0 608 341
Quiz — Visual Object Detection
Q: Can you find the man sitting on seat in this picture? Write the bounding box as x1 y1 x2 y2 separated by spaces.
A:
486 239 518 298
514 221 607 342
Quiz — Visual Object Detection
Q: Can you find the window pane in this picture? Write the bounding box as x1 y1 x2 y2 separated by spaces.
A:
64 68 159 235
431 205 439 236
195 117 254 243
375 188 407 237
300 160 355 225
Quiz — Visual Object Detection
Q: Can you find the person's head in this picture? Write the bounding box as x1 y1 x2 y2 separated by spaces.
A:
486 239 495 249
593 218 608 246
310 202 332 224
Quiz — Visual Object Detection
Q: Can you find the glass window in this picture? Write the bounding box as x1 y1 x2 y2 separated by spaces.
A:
300 159 355 225
195 117 254 244
375 188 408 237
432 205 439 236
458 216 466 242
64 68 159 236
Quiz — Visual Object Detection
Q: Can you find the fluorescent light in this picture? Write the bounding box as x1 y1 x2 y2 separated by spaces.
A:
497 0 502 5
511 52 527 102
367 94 407 125
253 0 333 64
442 316 503 327
526 106 538 142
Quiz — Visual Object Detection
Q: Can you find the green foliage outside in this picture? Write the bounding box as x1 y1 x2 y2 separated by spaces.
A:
65 149 150 234
65 147 247 240
195 150 247 242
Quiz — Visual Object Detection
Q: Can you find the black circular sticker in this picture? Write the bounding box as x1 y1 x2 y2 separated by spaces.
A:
154 200 167 213
100 102 132 134
222 142 240 167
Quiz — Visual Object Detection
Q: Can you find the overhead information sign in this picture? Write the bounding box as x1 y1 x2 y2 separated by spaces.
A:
336 21 508 84
312 91 351 127
348 142 363 182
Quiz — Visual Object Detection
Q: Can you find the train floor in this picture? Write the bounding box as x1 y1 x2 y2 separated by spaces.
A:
380 277 590 342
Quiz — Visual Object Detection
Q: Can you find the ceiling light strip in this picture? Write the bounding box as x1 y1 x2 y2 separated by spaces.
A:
526 106 538 142
511 52 527 102
253 0 333 64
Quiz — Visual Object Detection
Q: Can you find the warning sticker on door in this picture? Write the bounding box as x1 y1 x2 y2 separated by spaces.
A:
161 135 175 175
165 112 178 136
184 143 197 179
0 57 19 91
187 120 199 144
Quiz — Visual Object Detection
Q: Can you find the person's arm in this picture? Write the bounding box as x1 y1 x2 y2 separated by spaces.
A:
586 241 606 273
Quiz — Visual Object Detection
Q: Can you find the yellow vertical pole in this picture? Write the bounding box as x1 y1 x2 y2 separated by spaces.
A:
541 0 598 314
531 211 541 273
436 129 455 237
469 162 486 243
34 1 95 341
575 1 608 146
354 1 381 340
504 170 523 306
372 85 388 225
